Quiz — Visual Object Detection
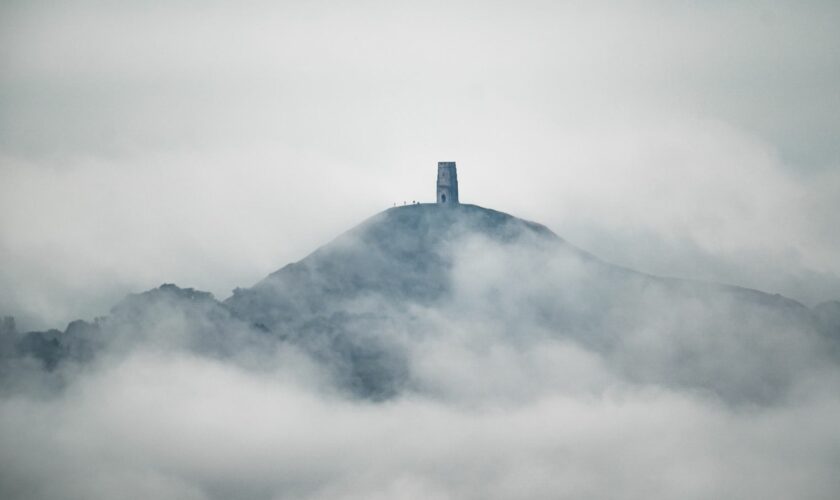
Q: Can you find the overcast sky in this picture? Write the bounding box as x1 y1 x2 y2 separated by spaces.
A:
2 0 839 329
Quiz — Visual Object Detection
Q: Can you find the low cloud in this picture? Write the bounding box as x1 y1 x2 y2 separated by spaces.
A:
3 349 839 500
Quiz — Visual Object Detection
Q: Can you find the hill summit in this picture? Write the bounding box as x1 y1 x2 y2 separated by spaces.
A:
226 204 565 327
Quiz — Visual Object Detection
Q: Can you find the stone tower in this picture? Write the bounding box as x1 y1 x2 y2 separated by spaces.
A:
436 161 459 205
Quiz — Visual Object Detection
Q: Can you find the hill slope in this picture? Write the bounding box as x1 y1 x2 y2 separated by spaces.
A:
4 204 839 401
221 204 830 401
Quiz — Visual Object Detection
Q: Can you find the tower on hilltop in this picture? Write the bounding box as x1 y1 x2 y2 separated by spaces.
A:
436 161 459 205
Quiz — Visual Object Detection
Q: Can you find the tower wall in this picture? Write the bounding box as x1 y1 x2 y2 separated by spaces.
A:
436 162 459 205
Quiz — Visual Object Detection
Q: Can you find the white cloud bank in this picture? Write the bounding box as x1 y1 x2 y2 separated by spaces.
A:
2 347 839 500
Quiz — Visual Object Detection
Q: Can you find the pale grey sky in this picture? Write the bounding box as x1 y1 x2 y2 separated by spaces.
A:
2 0 839 329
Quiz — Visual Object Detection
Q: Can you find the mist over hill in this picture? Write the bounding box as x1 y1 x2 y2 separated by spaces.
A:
2 204 840 499
4 204 838 400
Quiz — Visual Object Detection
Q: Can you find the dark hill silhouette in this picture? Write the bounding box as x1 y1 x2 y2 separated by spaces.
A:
3 204 839 401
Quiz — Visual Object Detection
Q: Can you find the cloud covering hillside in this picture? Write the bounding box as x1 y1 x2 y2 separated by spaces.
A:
2 204 839 499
